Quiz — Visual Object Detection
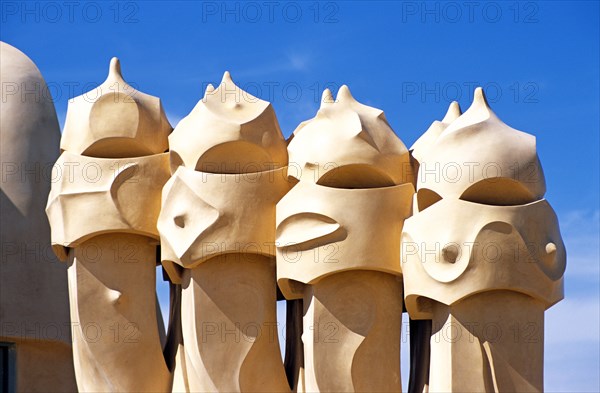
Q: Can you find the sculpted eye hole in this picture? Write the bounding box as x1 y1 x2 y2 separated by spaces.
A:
459 178 536 206
316 164 396 189
84 92 145 158
417 188 442 211
196 141 273 174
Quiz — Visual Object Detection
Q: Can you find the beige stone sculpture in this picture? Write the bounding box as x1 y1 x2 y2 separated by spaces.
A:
158 72 290 392
402 88 565 392
46 58 173 392
0 41 77 392
3 49 562 392
277 86 415 392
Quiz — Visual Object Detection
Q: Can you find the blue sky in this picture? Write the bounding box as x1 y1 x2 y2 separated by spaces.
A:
2 1 598 391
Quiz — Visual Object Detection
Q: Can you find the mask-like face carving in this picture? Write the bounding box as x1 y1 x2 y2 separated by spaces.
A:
402 197 566 319
46 151 170 260
276 179 414 299
158 166 291 269
158 72 290 285
402 88 565 317
276 86 415 299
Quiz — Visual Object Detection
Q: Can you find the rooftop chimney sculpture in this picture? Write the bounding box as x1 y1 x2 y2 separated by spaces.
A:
403 88 565 391
46 58 173 392
157 72 291 392
276 86 414 391
4 47 563 392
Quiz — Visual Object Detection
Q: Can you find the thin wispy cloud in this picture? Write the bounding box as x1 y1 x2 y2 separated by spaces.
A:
558 209 600 279
234 52 311 79
543 208 600 390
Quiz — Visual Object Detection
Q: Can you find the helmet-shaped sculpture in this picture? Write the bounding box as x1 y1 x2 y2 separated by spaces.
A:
276 86 415 391
46 57 173 392
158 72 291 392
402 88 565 392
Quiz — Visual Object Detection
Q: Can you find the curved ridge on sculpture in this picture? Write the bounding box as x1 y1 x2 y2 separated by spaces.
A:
410 101 461 163
276 180 413 297
158 164 289 269
46 152 170 260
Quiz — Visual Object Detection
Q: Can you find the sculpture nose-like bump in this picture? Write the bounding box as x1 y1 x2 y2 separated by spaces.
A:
107 288 125 305
545 242 557 256
543 242 558 268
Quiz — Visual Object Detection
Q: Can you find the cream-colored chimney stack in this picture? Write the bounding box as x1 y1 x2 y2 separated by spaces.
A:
46 57 173 392
158 72 291 392
402 88 565 392
277 85 415 391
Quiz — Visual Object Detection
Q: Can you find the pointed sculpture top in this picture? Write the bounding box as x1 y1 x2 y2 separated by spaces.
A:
440 86 497 137
204 83 215 95
108 57 122 79
335 84 354 103
200 70 270 122
168 71 288 173
60 57 172 158
441 101 461 124
416 87 546 204
288 85 413 187
321 88 334 104
221 70 233 84
473 86 488 104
